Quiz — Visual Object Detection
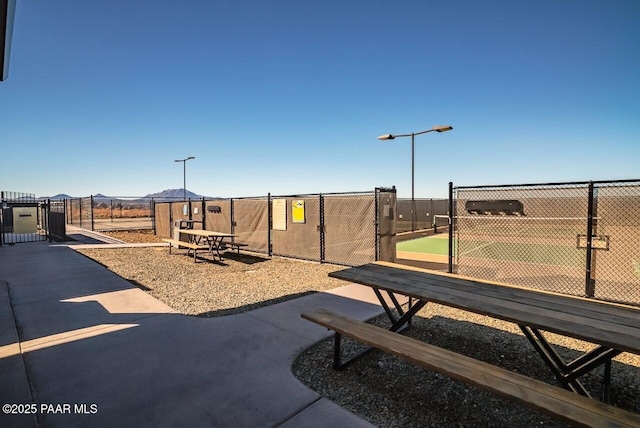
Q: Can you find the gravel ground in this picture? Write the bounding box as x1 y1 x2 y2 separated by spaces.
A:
293 305 640 428
76 232 640 427
76 246 345 316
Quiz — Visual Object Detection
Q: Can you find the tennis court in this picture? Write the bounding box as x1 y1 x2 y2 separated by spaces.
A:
449 180 640 305
397 232 585 268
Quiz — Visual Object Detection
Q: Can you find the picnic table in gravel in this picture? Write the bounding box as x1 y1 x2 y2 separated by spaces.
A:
163 229 236 262
303 261 640 427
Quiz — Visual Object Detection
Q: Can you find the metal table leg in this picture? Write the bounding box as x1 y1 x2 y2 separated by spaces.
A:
519 325 621 402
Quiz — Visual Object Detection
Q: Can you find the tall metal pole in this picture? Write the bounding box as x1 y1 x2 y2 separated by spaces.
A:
174 156 195 201
377 126 452 233
411 133 415 232
183 161 187 201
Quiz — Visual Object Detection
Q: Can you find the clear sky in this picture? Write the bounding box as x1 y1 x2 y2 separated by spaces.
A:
1 0 639 199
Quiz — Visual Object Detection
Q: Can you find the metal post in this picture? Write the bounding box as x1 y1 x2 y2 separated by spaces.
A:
182 162 186 201
230 198 235 235
201 197 206 230
174 157 195 202
168 201 173 237
267 194 272 256
152 198 157 235
90 195 95 231
448 182 454 273
1 192 4 247
319 193 325 262
110 199 113 222
374 188 379 261
411 132 415 232
47 199 52 243
585 182 596 297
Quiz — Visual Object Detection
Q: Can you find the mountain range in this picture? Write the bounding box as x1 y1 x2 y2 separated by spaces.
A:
42 189 209 202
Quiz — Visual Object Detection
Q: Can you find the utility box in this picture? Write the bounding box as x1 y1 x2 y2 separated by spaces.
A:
13 207 38 234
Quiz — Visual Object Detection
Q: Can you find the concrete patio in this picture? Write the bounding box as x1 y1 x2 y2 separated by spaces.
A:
0 240 386 427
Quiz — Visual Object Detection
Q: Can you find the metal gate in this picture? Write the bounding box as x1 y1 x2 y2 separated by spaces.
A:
1 191 48 245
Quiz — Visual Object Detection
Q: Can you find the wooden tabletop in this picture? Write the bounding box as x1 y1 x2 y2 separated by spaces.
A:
329 261 640 355
178 229 235 238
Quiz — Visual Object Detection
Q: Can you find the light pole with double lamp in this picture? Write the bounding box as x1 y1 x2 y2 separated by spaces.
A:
378 125 453 232
174 156 195 201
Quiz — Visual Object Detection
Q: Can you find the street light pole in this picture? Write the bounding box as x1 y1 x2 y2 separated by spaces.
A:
174 156 195 201
411 132 415 232
378 125 452 232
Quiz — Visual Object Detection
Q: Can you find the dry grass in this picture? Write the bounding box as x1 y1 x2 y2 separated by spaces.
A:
101 229 165 243
91 208 151 219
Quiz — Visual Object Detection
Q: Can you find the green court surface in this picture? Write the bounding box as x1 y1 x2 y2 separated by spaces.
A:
397 235 584 267
397 235 451 256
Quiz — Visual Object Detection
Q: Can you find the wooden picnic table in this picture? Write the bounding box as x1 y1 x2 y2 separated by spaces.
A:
327 261 640 402
177 229 236 262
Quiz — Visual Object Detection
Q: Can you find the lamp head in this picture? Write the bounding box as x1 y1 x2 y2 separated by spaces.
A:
432 125 453 132
377 134 395 140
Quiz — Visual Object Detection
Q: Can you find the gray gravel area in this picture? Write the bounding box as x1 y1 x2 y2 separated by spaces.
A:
75 246 640 427
76 247 345 316
293 304 640 427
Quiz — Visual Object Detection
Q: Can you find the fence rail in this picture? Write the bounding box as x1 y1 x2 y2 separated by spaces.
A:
450 179 640 306
396 198 449 233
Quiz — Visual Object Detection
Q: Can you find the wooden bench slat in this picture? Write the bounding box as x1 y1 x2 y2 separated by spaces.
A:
221 242 249 254
368 262 640 327
162 238 206 250
302 309 640 428
226 242 248 248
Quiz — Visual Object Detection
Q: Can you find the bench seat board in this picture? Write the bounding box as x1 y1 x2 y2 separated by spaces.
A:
302 309 640 428
162 239 207 250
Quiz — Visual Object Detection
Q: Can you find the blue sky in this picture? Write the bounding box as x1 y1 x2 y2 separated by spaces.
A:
1 0 639 198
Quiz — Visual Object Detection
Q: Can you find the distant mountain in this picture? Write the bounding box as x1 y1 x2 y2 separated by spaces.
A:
142 188 204 201
40 194 73 200
37 189 212 203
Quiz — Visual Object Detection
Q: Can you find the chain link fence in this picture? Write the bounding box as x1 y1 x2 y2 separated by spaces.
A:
153 188 397 266
397 198 448 233
65 196 154 231
451 180 640 306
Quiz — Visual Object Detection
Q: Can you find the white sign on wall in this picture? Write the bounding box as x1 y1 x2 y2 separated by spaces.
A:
272 198 287 231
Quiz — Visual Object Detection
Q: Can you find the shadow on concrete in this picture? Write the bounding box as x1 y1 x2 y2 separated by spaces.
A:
0 243 381 428
197 291 318 318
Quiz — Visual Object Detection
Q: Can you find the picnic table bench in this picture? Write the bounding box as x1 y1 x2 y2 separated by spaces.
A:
302 261 640 427
302 309 640 427
221 241 249 254
162 238 209 262
163 229 236 262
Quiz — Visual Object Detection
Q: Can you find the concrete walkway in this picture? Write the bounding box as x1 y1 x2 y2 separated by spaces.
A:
0 241 386 428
